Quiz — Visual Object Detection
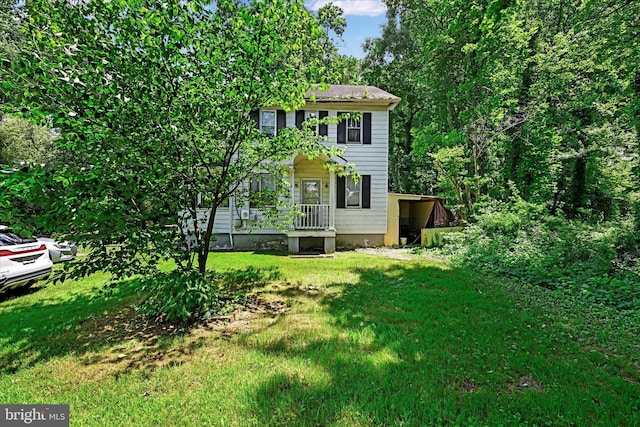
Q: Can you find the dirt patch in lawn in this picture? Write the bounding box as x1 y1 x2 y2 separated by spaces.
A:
355 247 416 261
72 296 289 378
507 376 545 392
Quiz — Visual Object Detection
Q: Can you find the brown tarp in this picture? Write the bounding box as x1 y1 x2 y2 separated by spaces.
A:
425 198 454 228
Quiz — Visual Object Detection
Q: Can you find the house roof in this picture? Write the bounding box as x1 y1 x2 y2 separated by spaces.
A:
305 85 401 110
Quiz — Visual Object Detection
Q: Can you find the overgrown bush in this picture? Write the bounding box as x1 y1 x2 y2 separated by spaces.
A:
138 270 222 324
137 267 280 324
439 198 640 312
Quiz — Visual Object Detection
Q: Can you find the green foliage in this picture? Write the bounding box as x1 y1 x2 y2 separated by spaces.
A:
0 0 25 102
317 3 346 39
367 0 640 315
0 114 58 165
305 3 362 85
364 0 639 224
0 0 350 282
138 266 281 324
138 270 221 324
444 200 640 311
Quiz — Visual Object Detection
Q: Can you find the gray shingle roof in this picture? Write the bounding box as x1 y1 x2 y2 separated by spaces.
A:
306 85 401 106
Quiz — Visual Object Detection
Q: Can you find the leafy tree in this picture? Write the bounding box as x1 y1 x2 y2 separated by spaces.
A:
1 0 27 107
502 0 639 220
317 3 347 40
309 3 362 85
0 114 57 165
1 1 59 168
365 0 638 222
365 0 525 217
362 5 434 194
1 0 347 282
0 0 24 68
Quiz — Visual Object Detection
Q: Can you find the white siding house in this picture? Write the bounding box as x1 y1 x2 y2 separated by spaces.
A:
198 85 401 254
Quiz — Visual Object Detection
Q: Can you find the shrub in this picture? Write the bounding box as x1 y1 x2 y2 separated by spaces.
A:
441 199 640 312
138 270 222 324
136 266 281 324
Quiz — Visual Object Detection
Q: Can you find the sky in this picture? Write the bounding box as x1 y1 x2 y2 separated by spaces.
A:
305 0 388 59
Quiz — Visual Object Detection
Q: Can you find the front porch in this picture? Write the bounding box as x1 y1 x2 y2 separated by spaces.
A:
295 204 331 229
286 229 336 254
285 155 338 254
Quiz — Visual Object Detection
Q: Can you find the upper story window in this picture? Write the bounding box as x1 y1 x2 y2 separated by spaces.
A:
261 110 276 137
296 110 328 136
337 112 371 144
347 117 361 143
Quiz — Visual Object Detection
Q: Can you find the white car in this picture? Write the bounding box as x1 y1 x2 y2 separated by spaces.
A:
0 226 53 293
37 237 78 263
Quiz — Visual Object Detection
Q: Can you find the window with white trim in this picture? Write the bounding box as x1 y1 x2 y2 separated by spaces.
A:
249 174 276 208
306 111 318 135
199 193 229 208
346 176 361 207
261 110 276 137
337 112 370 144
347 117 361 143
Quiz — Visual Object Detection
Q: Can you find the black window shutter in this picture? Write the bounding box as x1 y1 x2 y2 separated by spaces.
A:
337 112 347 143
363 113 372 144
362 175 371 208
337 176 346 208
277 110 286 133
318 111 328 136
295 110 305 130
250 110 259 129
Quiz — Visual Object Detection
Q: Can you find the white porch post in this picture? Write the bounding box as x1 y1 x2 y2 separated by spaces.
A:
289 165 295 230
329 171 335 229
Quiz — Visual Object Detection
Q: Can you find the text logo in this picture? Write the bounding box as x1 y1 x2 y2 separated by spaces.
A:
1 405 69 427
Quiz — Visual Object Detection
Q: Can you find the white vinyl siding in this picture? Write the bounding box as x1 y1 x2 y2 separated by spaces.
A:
332 109 388 234
194 207 230 233
202 107 389 236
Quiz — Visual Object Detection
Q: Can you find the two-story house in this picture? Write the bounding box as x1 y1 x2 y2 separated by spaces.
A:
196 84 401 254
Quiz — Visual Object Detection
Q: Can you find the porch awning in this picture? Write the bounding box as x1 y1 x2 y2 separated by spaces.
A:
282 154 349 168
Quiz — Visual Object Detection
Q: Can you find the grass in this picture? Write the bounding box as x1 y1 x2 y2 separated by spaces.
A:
1 251 639 426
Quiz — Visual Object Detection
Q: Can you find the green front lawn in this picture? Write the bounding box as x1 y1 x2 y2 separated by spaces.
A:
1 251 638 426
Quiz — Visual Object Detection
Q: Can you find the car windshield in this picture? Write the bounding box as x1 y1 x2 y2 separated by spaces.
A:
0 231 37 246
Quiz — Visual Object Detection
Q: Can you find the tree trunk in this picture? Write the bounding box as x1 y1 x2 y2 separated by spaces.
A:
567 156 586 219
198 205 218 277
633 72 640 231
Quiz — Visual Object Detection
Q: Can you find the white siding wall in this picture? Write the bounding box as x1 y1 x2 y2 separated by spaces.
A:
328 109 388 234
204 105 390 236
195 207 231 232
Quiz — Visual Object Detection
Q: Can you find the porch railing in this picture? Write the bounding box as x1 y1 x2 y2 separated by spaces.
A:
295 204 330 229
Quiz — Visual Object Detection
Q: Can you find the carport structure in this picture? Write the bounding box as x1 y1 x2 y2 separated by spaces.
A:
384 193 455 246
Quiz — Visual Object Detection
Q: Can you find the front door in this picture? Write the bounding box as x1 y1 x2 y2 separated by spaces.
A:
301 179 322 228
301 179 321 205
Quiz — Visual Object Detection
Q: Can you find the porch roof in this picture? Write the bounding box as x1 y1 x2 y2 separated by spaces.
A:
282 153 349 168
